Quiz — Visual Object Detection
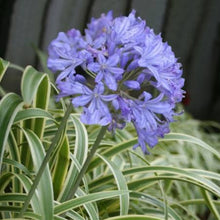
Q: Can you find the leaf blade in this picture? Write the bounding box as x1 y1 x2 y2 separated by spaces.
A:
0 93 23 169
54 190 129 215
98 153 129 215
22 129 54 219
0 58 10 82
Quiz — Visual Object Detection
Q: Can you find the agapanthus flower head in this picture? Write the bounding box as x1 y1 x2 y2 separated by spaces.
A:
48 10 185 154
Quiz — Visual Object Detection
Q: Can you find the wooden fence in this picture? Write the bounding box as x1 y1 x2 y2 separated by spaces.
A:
0 0 220 121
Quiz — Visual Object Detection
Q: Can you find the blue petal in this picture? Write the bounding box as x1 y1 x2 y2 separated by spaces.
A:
106 54 119 66
48 58 71 71
134 46 143 55
97 99 110 114
88 99 97 113
93 36 106 48
140 92 152 101
137 73 146 84
105 73 117 91
101 94 117 101
123 80 140 90
85 33 93 45
99 114 112 125
95 71 104 82
56 66 75 82
108 67 124 75
98 53 106 64
72 95 91 107
148 102 172 114
75 74 86 83
95 83 104 94
112 99 119 110
114 17 130 35
81 108 99 125
89 110 100 123
82 85 92 95
87 62 101 73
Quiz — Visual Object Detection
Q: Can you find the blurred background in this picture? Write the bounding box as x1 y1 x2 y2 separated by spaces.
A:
0 0 220 121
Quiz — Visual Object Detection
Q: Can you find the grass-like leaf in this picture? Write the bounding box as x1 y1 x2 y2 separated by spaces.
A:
32 73 50 139
21 66 48 106
54 190 129 215
162 133 220 159
130 192 181 220
58 153 88 202
3 158 32 176
201 189 220 220
71 114 88 164
12 173 41 214
22 129 54 219
75 188 99 220
14 108 54 124
0 93 23 170
58 114 88 202
104 215 163 220
0 58 10 82
52 136 70 199
98 154 129 215
88 138 138 171
90 166 220 197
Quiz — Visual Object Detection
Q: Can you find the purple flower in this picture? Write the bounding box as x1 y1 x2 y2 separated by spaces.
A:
47 10 185 154
47 30 83 82
48 29 81 58
130 92 173 153
133 123 170 154
123 80 140 90
72 83 117 125
135 30 164 71
80 32 107 56
56 76 86 100
86 11 113 39
131 93 173 129
111 10 146 45
88 53 124 91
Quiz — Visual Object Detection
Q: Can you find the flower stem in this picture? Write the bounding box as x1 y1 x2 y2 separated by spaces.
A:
19 104 73 217
66 125 107 200
9 63 24 72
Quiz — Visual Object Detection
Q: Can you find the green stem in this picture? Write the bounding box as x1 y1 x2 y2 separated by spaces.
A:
66 126 107 200
201 189 220 220
84 69 96 79
19 104 73 217
157 176 168 220
9 63 24 72
117 67 144 92
0 86 6 97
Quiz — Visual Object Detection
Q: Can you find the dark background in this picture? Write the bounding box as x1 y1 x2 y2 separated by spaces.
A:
0 0 220 121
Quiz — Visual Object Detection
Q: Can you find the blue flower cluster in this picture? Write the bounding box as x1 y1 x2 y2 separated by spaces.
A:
48 10 185 154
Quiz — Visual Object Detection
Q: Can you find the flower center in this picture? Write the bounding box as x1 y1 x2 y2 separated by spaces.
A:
101 64 107 70
94 93 99 98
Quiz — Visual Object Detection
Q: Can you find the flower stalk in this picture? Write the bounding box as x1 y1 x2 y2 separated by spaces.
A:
66 125 107 200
